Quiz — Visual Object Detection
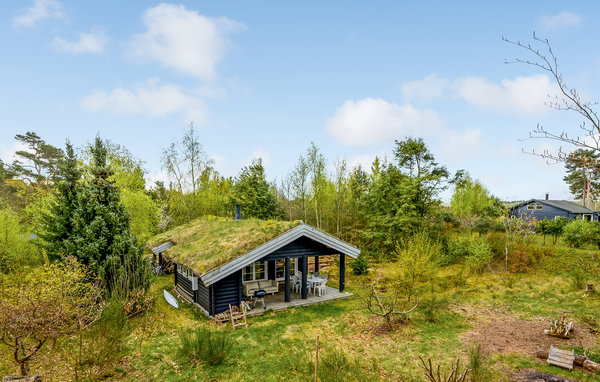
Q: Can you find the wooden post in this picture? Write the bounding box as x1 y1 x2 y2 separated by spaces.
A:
314 335 319 382
301 256 308 299
314 256 319 274
284 257 290 302
339 254 345 292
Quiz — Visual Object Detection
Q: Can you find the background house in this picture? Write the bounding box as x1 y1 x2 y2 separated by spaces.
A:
510 194 598 221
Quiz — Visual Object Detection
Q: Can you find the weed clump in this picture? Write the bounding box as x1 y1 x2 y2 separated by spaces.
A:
177 328 233 367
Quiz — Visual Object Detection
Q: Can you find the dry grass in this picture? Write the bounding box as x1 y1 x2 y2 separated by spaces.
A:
147 216 301 275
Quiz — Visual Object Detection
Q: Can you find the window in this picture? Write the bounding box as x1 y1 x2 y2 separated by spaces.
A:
527 204 534 210
275 258 296 281
536 205 543 210
243 261 268 282
583 214 592 221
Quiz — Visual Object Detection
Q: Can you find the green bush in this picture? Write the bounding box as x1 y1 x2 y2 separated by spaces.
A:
420 293 449 323
178 328 233 367
350 253 369 275
439 237 471 266
464 239 493 273
563 219 600 248
83 298 130 368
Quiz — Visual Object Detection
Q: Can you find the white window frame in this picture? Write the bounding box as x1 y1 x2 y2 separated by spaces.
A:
527 204 535 210
535 204 543 210
242 261 268 283
583 214 592 221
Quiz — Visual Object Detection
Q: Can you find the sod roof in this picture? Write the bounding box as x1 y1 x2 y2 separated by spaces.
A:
147 216 302 276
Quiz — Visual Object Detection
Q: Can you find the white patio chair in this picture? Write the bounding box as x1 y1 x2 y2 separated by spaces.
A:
314 279 327 296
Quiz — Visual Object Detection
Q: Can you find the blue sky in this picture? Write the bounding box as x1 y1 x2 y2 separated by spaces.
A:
2 1 600 201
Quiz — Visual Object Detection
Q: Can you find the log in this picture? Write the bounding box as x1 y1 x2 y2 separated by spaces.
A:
536 348 587 366
583 359 600 373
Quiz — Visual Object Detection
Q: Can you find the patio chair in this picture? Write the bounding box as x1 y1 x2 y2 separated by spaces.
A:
314 271 320 277
314 279 327 296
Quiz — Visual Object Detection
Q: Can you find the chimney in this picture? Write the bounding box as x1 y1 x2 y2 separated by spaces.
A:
545 193 549 200
235 204 241 221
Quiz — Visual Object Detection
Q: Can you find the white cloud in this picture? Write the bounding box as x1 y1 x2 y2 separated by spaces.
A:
402 74 448 102
441 128 481 161
12 0 66 28
80 79 208 122
127 3 243 80
455 74 556 115
145 170 170 188
0 142 28 164
249 148 271 167
51 27 108 55
326 98 443 146
540 11 582 31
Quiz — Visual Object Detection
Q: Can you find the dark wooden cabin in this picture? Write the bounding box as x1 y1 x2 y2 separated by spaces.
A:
150 217 360 316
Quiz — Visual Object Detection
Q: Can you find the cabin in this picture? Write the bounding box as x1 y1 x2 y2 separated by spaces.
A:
510 195 599 221
149 216 360 317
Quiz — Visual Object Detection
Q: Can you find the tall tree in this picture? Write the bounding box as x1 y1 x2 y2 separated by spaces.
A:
232 159 278 219
333 159 349 238
393 137 449 218
450 174 495 234
39 141 82 261
12 132 63 189
291 154 310 222
563 149 600 208
504 33 600 160
71 137 149 295
306 143 327 229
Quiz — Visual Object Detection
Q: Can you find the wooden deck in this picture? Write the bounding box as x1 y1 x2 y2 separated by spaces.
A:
245 286 353 317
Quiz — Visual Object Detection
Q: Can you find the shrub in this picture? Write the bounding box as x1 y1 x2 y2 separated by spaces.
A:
467 343 489 382
350 253 369 275
563 219 600 248
439 237 470 266
509 244 543 273
178 328 233 367
420 293 449 323
464 239 493 273
83 298 130 368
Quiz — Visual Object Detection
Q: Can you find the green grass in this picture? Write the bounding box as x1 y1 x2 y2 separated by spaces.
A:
146 216 301 275
3 236 600 381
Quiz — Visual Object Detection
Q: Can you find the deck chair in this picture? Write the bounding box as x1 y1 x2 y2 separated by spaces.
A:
229 304 248 330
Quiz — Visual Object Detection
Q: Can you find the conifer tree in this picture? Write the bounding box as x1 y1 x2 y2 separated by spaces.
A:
39 141 82 260
72 137 149 295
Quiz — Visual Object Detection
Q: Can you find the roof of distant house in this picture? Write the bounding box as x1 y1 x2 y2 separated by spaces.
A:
510 199 596 214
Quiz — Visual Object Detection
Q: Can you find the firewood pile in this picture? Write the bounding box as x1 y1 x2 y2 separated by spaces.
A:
537 347 600 373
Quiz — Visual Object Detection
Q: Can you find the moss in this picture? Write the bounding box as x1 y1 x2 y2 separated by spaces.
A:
147 216 301 275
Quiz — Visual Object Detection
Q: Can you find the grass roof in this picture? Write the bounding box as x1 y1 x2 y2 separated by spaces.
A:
147 216 301 275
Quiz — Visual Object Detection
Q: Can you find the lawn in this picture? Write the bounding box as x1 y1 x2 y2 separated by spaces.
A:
2 241 600 381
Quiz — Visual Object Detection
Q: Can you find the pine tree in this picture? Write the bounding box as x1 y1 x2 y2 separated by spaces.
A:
232 158 278 219
72 137 149 295
563 149 600 209
39 141 82 260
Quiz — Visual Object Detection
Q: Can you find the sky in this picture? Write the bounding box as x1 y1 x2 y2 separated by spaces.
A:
2 1 600 202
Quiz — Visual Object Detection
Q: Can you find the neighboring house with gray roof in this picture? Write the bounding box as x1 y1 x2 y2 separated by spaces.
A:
510 195 598 221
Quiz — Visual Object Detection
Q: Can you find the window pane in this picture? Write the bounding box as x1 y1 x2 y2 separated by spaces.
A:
275 259 284 279
243 265 253 281
255 261 265 280
290 258 295 276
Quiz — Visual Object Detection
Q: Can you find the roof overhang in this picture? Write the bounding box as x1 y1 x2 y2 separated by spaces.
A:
200 224 360 286
151 241 174 254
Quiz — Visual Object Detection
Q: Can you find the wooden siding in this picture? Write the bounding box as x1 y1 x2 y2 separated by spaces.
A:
263 236 337 261
175 271 195 302
511 202 586 221
196 282 212 314
212 270 242 314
